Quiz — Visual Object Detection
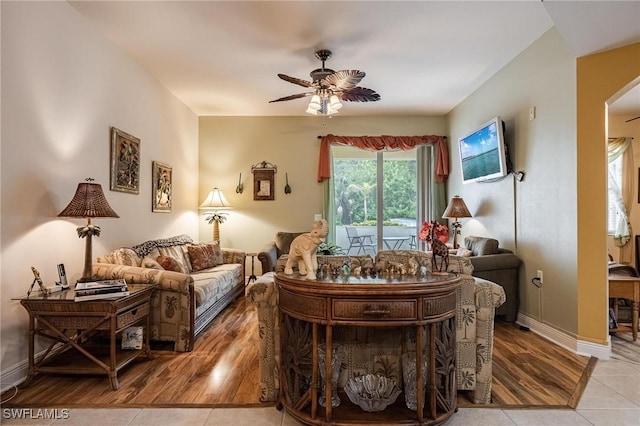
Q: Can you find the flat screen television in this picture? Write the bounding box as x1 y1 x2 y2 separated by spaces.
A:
458 116 508 184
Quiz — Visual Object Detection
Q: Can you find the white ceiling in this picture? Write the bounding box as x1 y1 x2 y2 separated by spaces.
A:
68 1 640 117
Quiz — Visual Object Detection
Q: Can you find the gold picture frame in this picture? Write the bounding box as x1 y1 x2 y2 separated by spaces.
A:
152 161 172 212
110 127 140 194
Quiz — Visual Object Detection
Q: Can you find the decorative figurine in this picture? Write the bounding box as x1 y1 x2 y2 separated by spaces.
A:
284 219 329 280
429 221 450 273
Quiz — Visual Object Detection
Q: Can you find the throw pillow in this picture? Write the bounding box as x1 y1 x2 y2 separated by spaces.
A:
112 248 141 266
156 255 183 273
456 247 473 257
142 256 164 270
464 236 499 256
187 243 217 272
210 241 224 265
156 246 191 273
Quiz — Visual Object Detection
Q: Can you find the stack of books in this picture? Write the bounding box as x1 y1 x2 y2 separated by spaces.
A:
74 279 129 302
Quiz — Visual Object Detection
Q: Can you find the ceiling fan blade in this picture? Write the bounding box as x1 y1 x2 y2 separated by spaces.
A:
324 70 365 90
277 74 314 88
626 116 640 122
268 92 312 103
339 87 381 102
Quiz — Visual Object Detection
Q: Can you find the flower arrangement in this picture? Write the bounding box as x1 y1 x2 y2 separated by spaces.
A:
418 220 449 244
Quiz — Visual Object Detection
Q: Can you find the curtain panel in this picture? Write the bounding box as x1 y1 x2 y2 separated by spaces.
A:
607 137 634 262
317 134 449 183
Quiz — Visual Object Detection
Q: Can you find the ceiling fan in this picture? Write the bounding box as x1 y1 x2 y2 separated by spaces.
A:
269 49 381 115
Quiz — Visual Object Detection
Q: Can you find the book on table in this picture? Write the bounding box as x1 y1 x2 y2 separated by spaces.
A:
74 279 129 301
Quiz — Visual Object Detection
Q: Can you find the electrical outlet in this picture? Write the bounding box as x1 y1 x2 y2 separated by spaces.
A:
529 106 536 120
536 270 543 283
314 214 322 222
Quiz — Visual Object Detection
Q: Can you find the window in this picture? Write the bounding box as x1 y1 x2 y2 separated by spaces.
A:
608 155 623 235
331 145 433 254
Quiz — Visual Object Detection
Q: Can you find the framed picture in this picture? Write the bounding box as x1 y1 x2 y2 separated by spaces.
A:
251 161 277 201
110 127 140 194
152 161 172 212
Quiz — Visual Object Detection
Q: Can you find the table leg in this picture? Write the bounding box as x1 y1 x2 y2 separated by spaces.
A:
22 313 36 388
632 300 638 342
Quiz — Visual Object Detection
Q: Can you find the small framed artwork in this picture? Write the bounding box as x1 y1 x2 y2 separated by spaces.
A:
152 161 172 212
110 127 140 194
252 161 277 201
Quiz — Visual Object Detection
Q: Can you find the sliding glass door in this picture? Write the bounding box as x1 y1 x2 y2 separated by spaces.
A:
331 145 431 255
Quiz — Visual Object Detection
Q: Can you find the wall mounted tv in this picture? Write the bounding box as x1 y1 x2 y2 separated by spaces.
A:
458 116 508 184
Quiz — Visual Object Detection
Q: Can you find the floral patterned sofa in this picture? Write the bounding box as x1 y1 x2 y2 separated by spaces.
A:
93 234 245 352
246 251 505 404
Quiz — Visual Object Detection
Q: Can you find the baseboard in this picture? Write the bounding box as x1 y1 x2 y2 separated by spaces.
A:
516 312 611 360
1 356 29 394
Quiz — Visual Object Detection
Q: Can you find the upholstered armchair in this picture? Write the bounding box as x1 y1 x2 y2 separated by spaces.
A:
246 251 505 404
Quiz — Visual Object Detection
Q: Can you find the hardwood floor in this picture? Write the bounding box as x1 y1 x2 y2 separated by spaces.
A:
2 298 595 409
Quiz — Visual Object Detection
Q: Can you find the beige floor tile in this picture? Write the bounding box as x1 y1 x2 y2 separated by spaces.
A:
281 411 304 426
577 376 639 409
502 409 592 426
592 358 640 377
128 408 212 426
443 408 516 426
590 374 640 405
50 409 141 426
204 407 283 426
576 408 640 426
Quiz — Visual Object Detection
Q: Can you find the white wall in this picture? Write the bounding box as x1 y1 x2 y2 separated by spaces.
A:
199 115 447 272
1 2 199 382
447 28 578 334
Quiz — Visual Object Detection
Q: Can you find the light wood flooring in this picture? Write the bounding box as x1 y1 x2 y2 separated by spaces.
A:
2 297 595 409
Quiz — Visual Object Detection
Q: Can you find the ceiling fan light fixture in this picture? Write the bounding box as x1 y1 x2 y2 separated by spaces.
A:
330 94 343 110
305 106 318 115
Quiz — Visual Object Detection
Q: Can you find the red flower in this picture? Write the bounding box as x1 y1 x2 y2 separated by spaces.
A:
418 221 449 243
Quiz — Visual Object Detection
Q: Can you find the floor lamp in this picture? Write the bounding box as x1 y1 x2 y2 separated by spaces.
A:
200 187 233 242
58 178 119 283
442 195 472 249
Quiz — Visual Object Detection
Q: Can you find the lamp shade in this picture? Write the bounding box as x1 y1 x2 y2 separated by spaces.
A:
199 188 232 210
58 181 119 219
442 195 472 219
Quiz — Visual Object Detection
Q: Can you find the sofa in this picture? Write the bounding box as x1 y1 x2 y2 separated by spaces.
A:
246 250 506 404
463 236 522 322
92 234 245 352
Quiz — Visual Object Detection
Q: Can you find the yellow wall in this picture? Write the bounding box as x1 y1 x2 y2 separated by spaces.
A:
577 43 640 344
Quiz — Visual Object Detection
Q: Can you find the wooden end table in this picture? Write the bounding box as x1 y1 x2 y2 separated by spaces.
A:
609 276 639 341
14 284 156 390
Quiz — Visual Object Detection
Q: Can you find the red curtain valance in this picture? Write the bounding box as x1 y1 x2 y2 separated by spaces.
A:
317 134 449 183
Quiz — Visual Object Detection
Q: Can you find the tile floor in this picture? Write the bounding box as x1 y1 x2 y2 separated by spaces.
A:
2 348 639 425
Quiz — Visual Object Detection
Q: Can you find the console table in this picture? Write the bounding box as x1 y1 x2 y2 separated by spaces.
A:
276 272 460 425
15 284 156 390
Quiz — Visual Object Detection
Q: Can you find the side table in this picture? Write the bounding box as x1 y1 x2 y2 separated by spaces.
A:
609 276 639 341
15 283 156 390
247 252 258 285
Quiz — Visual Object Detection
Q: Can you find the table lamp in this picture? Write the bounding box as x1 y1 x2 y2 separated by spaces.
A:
58 178 119 282
199 187 233 242
442 195 472 249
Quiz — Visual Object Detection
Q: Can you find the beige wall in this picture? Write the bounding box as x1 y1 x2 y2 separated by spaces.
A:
447 29 578 335
1 2 199 378
577 42 640 345
198 116 447 271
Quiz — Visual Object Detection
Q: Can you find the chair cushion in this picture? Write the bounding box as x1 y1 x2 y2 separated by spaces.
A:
275 232 306 256
465 236 499 256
